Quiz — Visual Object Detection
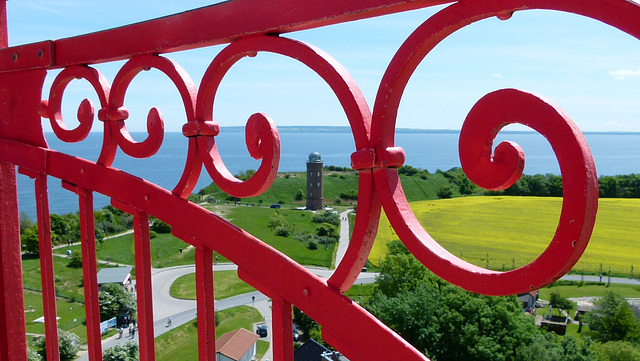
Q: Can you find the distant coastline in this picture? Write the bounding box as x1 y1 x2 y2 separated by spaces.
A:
196 126 640 136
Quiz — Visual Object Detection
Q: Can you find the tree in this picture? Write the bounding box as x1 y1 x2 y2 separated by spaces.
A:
34 331 79 361
151 219 171 234
20 212 34 234
366 240 594 361
22 226 39 255
586 292 640 343
294 188 304 201
315 223 338 239
549 291 572 317
591 340 640 361
99 283 137 321
103 342 139 361
437 185 453 199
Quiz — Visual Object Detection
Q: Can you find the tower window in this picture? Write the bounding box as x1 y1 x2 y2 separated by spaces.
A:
317 183 320 187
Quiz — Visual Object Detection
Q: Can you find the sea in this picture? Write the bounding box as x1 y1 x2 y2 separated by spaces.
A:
14 128 640 220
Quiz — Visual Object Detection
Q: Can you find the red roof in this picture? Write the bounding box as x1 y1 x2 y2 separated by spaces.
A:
216 328 260 361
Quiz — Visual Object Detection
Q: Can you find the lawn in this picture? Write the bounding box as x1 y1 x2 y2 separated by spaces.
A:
52 232 218 268
169 271 256 300
539 281 640 300
222 207 337 268
154 306 263 361
22 254 95 301
23 289 87 341
372 196 640 276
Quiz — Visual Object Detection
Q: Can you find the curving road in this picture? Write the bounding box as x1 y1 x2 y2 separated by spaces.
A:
77 207 374 361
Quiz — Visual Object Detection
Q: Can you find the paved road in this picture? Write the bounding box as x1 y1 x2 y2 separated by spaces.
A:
77 209 374 360
334 210 352 268
560 274 640 285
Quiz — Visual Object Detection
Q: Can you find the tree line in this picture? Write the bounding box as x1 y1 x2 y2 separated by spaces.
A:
20 205 134 255
399 165 640 199
294 240 640 360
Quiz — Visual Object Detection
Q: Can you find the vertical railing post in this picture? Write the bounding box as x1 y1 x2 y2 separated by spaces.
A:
32 173 60 361
195 246 216 361
113 201 155 361
0 163 27 361
0 3 28 360
271 297 294 361
63 182 103 361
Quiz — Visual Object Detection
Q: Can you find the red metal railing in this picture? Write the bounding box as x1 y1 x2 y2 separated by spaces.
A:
1 0 639 360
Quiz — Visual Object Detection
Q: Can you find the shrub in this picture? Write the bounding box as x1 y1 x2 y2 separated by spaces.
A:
312 211 340 226
34 331 79 361
67 251 82 268
151 219 171 234
27 347 42 361
103 342 139 361
307 241 318 250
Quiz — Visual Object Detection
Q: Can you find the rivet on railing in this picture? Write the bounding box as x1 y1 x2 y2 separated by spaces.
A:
37 100 50 118
496 11 514 20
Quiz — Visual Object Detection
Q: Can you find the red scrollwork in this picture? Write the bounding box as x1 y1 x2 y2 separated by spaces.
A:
39 65 110 143
365 0 615 295
97 55 197 166
193 35 379 291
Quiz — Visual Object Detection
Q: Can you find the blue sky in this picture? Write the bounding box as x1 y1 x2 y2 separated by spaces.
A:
6 1 640 133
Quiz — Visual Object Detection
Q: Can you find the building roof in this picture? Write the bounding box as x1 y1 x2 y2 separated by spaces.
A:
96 267 132 285
216 328 259 361
295 339 349 361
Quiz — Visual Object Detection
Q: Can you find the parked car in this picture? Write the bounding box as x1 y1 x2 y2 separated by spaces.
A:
256 324 268 337
293 325 300 341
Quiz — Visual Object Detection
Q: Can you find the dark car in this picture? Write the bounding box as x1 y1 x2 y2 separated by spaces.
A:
256 324 268 337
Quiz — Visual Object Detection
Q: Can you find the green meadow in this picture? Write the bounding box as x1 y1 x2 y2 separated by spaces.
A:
170 271 256 300
372 196 640 276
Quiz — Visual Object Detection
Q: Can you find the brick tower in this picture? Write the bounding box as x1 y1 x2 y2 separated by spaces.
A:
306 152 323 210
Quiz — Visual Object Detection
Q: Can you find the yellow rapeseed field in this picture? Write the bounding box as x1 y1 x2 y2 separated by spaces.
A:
371 196 640 276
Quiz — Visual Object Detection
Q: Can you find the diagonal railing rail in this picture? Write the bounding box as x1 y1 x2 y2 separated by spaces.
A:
1 0 639 360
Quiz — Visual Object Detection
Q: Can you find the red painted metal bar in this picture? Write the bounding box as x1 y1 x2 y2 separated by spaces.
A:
63 182 103 361
113 201 155 361
0 0 453 72
32 173 61 361
194 247 216 361
0 163 27 361
271 297 294 361
3 0 640 360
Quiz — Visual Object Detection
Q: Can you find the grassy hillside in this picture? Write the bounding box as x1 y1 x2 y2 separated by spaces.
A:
372 196 640 277
219 206 338 267
196 167 473 206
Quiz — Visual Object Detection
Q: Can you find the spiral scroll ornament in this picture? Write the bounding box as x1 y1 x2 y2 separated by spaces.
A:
39 66 110 143
363 0 618 295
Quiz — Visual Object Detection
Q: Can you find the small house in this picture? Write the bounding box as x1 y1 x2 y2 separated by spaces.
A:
216 328 260 361
96 266 132 289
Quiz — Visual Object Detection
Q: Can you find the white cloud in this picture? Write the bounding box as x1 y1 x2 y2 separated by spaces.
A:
608 68 640 80
492 73 502 78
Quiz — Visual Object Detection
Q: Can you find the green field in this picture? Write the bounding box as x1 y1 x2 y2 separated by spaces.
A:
213 206 337 268
53 232 205 268
372 196 640 276
154 306 264 361
23 289 87 341
170 271 256 300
